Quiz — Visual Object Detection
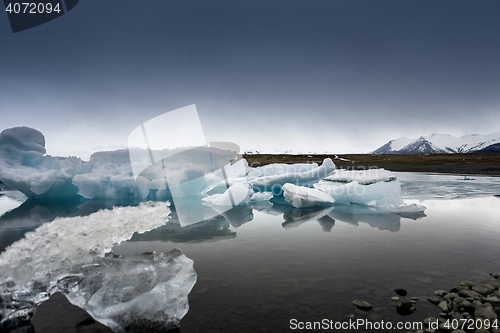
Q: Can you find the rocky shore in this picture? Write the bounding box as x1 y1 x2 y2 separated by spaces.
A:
413 273 500 333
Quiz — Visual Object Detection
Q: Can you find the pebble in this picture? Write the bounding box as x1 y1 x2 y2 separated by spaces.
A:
393 288 408 296
396 301 416 315
391 296 400 301
437 300 448 312
428 297 440 305
434 290 448 297
352 299 372 311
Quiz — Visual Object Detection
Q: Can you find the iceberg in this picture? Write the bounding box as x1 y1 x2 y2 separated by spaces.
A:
247 162 318 179
250 191 273 202
282 183 334 208
72 149 148 201
0 202 197 332
0 127 425 215
324 168 397 185
314 180 404 208
202 182 253 207
249 158 336 192
0 127 46 164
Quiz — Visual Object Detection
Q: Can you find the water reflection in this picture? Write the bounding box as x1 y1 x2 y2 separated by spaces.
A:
130 210 236 243
1 197 428 254
0 198 139 252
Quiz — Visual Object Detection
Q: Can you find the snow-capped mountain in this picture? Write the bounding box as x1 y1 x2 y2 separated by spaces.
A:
372 132 500 154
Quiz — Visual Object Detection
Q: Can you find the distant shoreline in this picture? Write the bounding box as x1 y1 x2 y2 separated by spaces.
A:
242 154 500 176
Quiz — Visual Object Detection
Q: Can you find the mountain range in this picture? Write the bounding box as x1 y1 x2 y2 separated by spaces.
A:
371 133 500 154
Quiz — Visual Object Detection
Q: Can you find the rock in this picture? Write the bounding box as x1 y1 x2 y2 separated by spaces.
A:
396 301 416 316
391 296 400 301
449 310 464 320
411 296 419 300
428 297 441 305
460 280 475 287
435 290 448 297
444 292 459 300
455 298 472 310
450 330 466 333
474 304 498 320
473 284 495 296
490 272 500 279
394 288 408 296
474 329 491 333
458 289 483 299
76 313 113 333
483 296 500 304
438 300 449 312
352 299 372 311
472 300 483 308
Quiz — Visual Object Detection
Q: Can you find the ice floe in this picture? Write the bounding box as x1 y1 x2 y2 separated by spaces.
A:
282 183 334 208
0 202 197 332
248 158 336 191
324 168 397 185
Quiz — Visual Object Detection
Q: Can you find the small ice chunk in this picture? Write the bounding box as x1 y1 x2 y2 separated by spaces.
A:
282 183 334 208
324 168 397 185
250 191 273 201
385 203 427 213
202 182 253 207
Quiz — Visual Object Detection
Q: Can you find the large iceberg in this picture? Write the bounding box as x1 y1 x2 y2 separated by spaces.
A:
0 202 197 332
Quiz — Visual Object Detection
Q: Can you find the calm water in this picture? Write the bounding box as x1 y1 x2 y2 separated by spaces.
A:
1 172 500 332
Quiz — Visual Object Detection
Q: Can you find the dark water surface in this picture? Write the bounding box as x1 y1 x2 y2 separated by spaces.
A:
1 173 499 332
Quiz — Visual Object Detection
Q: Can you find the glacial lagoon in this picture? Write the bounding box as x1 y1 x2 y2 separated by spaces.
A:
1 172 500 332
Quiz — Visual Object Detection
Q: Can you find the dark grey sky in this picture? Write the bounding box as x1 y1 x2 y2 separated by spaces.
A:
1 0 499 157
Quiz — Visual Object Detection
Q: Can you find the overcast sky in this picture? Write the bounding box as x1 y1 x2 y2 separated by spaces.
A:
1 0 499 158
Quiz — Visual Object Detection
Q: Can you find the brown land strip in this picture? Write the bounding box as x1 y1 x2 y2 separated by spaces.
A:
242 154 500 175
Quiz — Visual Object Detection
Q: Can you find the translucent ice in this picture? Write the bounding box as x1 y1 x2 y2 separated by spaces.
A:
250 191 274 202
202 182 253 207
0 202 197 332
73 149 148 201
314 180 405 208
282 183 334 208
249 158 335 191
247 162 318 179
0 127 46 164
324 168 397 185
